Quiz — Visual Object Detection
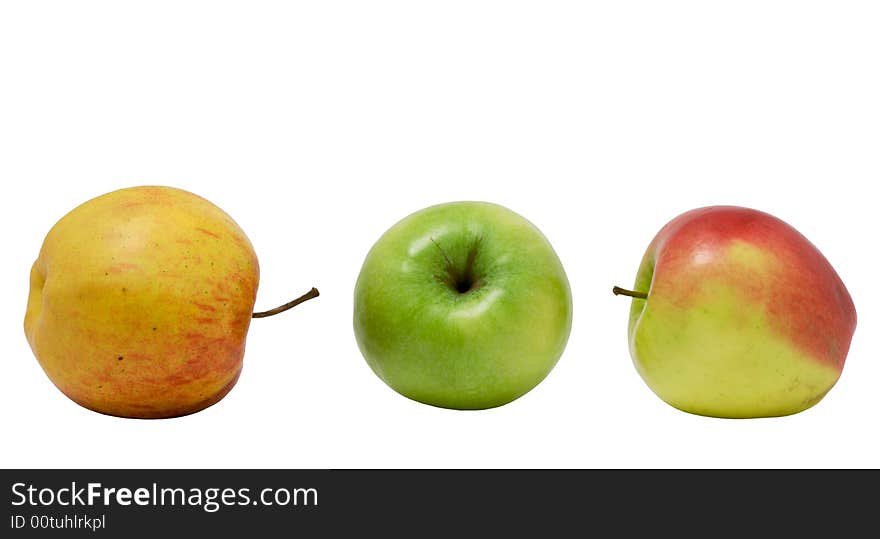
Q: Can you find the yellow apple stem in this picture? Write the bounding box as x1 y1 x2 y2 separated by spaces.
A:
612 286 648 299
252 287 320 318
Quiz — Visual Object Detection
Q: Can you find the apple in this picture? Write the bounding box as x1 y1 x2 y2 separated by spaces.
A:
24 186 318 419
353 201 573 410
614 206 857 418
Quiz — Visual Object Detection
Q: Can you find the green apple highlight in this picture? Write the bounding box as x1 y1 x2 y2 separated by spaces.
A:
353 202 572 410
614 206 857 418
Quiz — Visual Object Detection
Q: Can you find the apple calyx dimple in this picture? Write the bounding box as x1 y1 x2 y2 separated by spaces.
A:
432 236 484 295
251 287 320 319
612 286 648 299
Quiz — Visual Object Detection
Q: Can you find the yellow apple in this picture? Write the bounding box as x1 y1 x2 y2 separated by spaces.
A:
24 186 317 419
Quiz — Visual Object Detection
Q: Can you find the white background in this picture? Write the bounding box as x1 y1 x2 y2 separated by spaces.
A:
1 1 877 469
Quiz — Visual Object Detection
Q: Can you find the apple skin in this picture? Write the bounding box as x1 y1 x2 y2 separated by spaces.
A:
24 186 259 419
625 206 856 418
353 201 573 410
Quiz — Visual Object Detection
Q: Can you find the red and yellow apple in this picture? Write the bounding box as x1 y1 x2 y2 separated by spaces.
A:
615 206 857 418
24 186 316 419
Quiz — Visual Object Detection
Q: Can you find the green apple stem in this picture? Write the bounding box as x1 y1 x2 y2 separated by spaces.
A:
252 287 320 318
612 286 648 300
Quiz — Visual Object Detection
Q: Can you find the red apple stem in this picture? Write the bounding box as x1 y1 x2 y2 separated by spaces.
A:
612 286 648 300
252 287 320 318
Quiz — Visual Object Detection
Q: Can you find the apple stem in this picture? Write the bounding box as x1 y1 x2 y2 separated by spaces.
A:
252 287 320 318
612 286 648 300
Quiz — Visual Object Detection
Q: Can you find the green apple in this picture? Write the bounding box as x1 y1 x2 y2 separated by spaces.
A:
615 206 857 418
353 202 573 410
